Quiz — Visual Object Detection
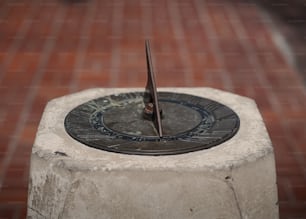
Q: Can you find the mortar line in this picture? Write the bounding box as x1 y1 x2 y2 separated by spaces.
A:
141 1 162 86
0 0 41 83
69 1 97 92
282 178 297 203
224 3 282 114
109 2 124 87
193 0 234 91
0 5 66 188
167 1 194 86
140 0 153 86
282 119 306 179
12 204 21 219
141 0 152 39
258 6 306 96
257 5 298 73
0 46 32 120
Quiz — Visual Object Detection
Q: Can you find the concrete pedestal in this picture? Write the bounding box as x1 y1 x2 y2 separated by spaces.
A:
27 88 279 219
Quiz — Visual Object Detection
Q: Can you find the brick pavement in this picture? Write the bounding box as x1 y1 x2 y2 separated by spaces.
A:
0 0 306 218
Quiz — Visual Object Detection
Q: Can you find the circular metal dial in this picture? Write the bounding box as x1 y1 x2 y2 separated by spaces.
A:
64 92 240 155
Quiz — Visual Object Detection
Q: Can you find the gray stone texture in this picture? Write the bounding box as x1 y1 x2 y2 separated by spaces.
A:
27 88 279 219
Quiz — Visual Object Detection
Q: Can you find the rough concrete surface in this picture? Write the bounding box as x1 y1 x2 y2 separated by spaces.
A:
27 88 279 219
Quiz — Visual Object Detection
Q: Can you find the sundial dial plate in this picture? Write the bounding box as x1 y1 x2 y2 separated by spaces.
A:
64 91 240 155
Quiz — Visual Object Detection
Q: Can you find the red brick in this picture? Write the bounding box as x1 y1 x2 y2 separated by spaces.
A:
7 4 31 21
0 188 27 203
293 185 306 202
36 86 70 102
225 54 254 73
150 38 176 54
20 36 46 53
0 37 14 52
81 52 112 71
279 203 306 219
22 53 41 73
0 19 23 37
45 52 76 72
4 150 31 171
278 174 306 186
54 35 80 53
253 87 273 111
19 124 37 146
78 70 111 87
232 86 252 97
0 204 21 219
2 168 28 189
271 137 294 157
65 3 88 22
277 181 291 202
32 5 58 26
285 120 306 140
41 71 72 88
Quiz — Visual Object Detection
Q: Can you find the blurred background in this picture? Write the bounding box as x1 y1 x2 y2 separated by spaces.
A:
0 0 305 218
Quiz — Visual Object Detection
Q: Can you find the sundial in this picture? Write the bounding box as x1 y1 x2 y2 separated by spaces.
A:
64 40 240 156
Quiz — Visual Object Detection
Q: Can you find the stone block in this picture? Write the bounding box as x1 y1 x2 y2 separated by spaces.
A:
27 88 279 219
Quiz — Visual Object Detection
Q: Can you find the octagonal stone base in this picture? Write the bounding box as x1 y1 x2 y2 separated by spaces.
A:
27 88 279 219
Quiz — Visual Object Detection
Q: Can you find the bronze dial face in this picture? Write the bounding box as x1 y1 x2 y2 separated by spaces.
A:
64 92 240 156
